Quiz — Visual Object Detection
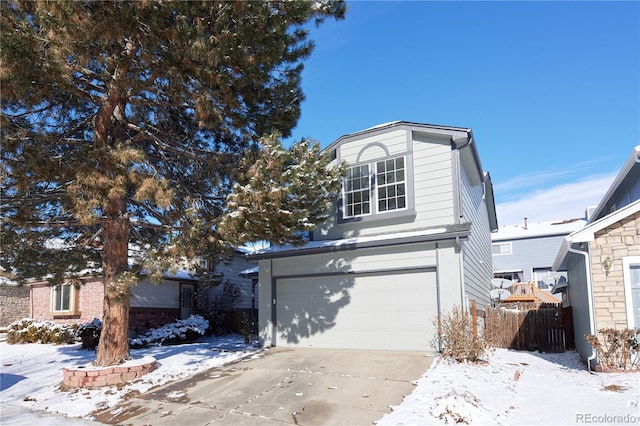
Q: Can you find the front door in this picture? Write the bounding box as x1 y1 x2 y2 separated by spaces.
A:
180 283 195 319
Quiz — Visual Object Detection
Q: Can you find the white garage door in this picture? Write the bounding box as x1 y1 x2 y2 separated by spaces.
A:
276 270 437 351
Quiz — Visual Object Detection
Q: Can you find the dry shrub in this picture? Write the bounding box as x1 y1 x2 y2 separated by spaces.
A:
585 328 640 370
436 305 487 363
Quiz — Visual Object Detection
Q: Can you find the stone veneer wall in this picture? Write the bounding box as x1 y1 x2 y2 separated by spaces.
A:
589 211 640 331
0 285 30 327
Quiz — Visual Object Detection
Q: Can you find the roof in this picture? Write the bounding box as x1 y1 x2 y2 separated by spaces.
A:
248 223 472 260
492 218 586 242
588 145 640 223
503 283 562 304
327 121 472 149
552 199 640 271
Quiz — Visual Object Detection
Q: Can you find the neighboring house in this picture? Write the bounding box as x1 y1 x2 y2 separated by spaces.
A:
28 271 200 334
552 145 640 364
249 121 498 352
491 217 587 292
202 249 259 333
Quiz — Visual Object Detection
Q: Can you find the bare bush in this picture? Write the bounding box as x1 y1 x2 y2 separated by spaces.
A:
196 281 240 335
435 305 488 363
585 328 640 370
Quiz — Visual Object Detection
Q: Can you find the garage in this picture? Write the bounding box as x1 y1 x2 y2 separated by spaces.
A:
275 269 438 351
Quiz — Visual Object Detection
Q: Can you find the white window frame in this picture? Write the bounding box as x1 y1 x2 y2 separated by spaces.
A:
492 242 512 255
343 163 372 218
342 155 408 220
51 282 77 314
623 256 640 328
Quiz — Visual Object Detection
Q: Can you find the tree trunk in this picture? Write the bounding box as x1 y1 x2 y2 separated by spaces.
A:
95 197 131 367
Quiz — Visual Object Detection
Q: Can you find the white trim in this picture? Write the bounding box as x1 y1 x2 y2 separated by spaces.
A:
623 256 640 328
553 200 640 270
571 200 640 243
588 145 640 223
50 282 76 314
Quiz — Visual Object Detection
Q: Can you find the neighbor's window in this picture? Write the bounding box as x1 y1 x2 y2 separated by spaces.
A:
343 156 407 219
52 283 74 312
492 242 512 255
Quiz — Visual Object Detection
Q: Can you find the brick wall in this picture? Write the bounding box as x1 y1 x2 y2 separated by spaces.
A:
30 278 104 325
590 211 640 331
27 277 188 334
0 285 30 327
129 309 179 336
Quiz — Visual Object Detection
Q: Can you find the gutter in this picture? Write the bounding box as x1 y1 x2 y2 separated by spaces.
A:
567 244 597 370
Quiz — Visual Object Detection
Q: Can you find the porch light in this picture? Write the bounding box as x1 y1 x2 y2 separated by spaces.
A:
602 256 613 274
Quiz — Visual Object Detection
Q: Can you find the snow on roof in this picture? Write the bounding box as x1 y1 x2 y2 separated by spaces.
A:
248 225 473 260
238 266 259 277
492 218 586 241
0 276 18 286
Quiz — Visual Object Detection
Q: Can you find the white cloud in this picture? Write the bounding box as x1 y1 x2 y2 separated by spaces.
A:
495 173 616 226
493 158 611 196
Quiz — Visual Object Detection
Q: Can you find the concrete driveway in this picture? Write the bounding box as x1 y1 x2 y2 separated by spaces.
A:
92 347 433 425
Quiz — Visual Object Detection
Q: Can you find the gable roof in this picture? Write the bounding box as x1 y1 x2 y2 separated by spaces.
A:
552 199 640 271
323 121 499 232
588 145 640 223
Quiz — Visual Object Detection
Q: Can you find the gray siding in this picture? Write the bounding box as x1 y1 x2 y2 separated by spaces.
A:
493 235 567 281
214 255 258 310
316 130 456 240
564 249 594 361
459 154 493 308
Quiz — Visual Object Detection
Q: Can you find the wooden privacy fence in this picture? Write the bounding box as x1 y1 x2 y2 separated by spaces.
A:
485 304 573 352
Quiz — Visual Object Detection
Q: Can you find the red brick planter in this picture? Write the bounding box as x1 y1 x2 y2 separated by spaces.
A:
63 356 156 388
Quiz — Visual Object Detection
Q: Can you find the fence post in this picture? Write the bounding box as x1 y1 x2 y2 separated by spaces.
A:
471 300 477 339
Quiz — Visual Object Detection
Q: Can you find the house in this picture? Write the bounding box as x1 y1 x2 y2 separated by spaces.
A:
491 217 586 304
20 249 258 335
28 271 200 334
249 121 498 352
552 145 640 364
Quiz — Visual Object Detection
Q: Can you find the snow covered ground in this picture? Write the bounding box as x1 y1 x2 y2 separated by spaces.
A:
1 337 639 425
378 349 640 426
1 334 260 424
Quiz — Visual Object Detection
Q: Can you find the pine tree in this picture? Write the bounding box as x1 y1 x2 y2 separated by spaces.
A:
0 0 346 366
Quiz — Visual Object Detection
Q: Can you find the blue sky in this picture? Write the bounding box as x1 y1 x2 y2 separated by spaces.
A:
284 1 639 226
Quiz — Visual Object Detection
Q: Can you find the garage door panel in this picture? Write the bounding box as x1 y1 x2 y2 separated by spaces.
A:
276 271 436 351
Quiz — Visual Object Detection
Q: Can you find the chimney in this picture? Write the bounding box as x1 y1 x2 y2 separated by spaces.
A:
524 217 528 230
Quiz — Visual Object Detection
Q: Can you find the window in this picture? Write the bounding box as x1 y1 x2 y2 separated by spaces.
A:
623 256 640 328
376 157 406 212
52 283 75 313
492 242 512 255
343 156 407 219
344 164 371 217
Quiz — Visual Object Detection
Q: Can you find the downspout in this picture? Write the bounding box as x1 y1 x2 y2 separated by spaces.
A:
567 245 597 370
251 278 258 339
435 242 442 353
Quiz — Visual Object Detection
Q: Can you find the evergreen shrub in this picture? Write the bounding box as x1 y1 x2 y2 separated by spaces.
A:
7 318 76 345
